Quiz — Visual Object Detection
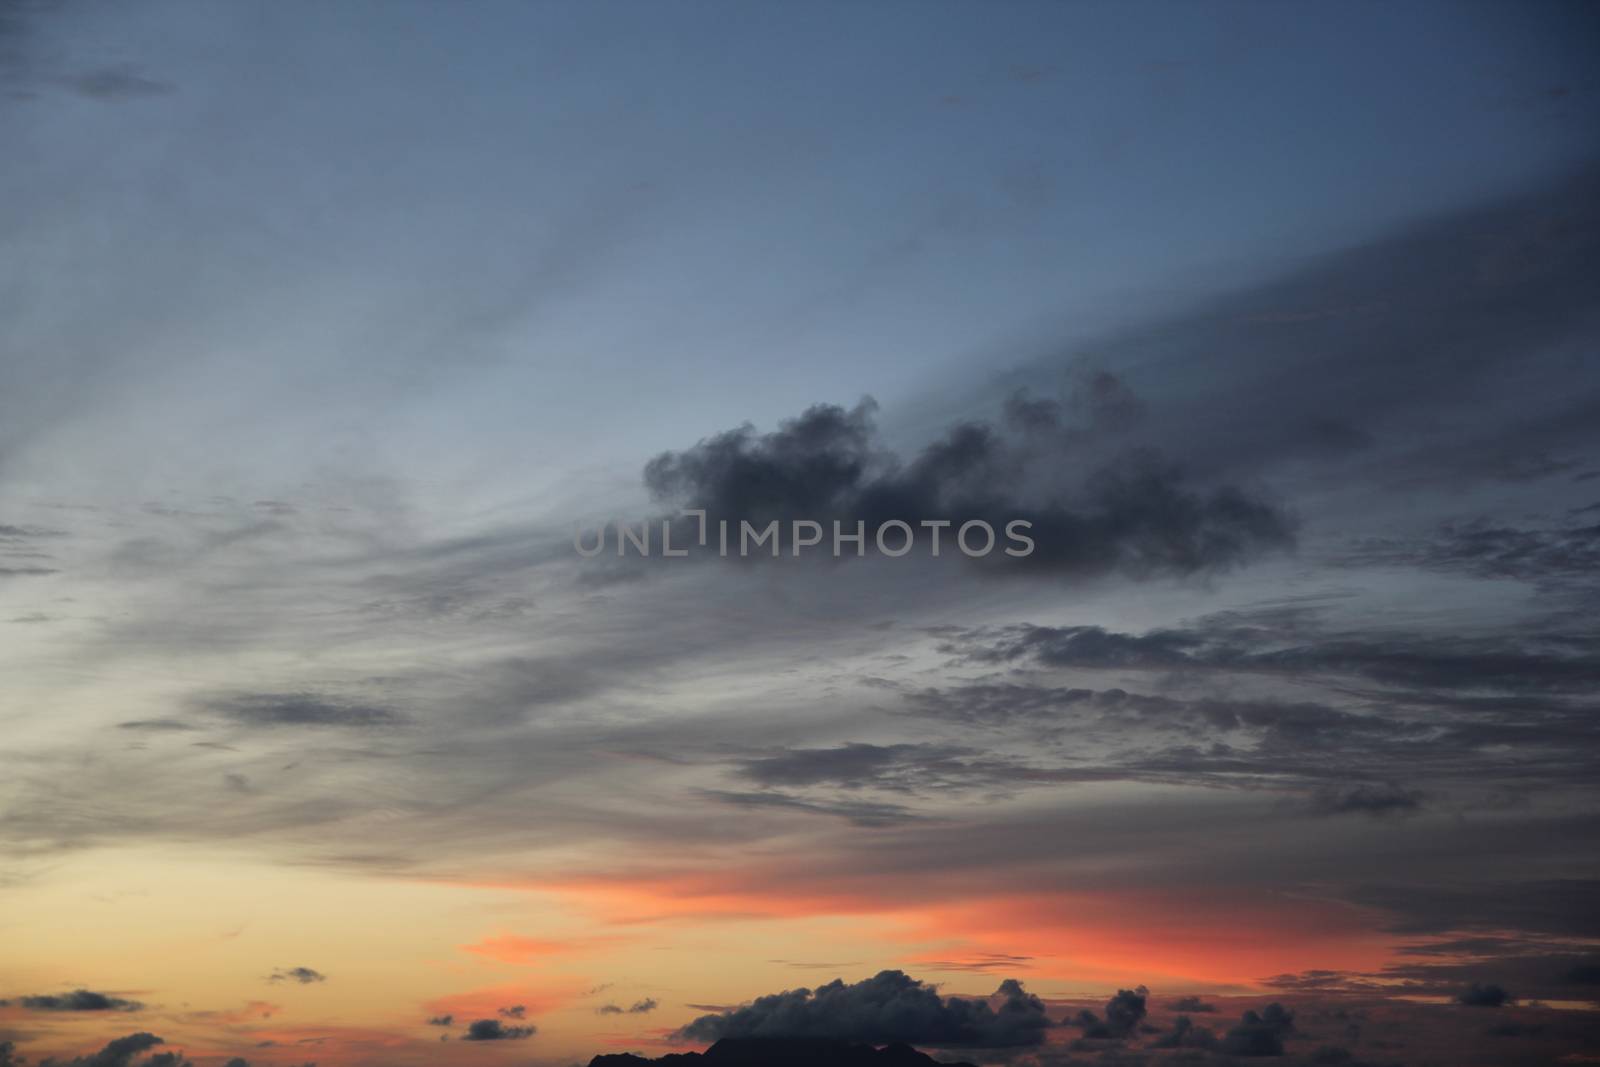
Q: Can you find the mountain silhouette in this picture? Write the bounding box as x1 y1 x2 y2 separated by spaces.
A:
588 1037 981 1067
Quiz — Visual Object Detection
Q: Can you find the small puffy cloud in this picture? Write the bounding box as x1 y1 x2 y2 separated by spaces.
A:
462 1019 535 1041
598 999 658 1015
18 989 144 1012
267 967 326 985
426 1014 453 1027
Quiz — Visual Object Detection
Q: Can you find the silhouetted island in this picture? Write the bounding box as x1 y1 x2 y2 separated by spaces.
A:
588 1038 980 1067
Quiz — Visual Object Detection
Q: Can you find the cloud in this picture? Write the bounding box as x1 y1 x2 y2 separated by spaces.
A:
738 744 952 789
1166 996 1217 1013
643 385 1292 577
951 615 1600 694
461 1019 535 1041
1148 1013 1217 1050
44 1033 169 1067
590 1039 980 1067
497 1005 526 1019
1457 983 1512 1007
1345 518 1600 588
0 523 64 544
697 789 922 828
267 968 326 985
57 64 174 100
1070 986 1147 1039
426 1015 453 1027
1221 1003 1296 1057
998 165 1600 497
598 999 658 1015
17 989 143 1012
210 694 403 729
674 971 1051 1049
1564 964 1600 985
1307 783 1424 818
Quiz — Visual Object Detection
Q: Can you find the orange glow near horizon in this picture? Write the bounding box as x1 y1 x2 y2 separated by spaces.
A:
0 844 1456 1066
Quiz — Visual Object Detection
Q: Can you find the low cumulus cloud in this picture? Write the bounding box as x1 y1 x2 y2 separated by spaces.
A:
34 1033 174 1067
1144 1003 1296 1057
674 971 1051 1049
598 999 658 1015
1071 986 1147 1038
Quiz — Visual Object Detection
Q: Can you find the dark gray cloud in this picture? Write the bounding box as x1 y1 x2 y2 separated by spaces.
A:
733 743 1084 797
992 165 1600 496
590 1038 979 1067
0 4 173 107
1267 932 1600 1005
40 1033 170 1067
739 744 945 789
919 605 1600 811
1457 983 1512 1007
1070 986 1147 1039
1345 518 1600 588
0 524 65 540
643 383 1292 577
57 64 173 100
18 989 143 1012
1148 1013 1217 1051
116 719 197 732
461 1019 535 1041
266 967 325 985
675 972 1051 1049
598 999 658 1015
949 615 1600 695
1220 1003 1296 1057
697 790 922 829
1307 784 1424 818
1348 881 1600 941
1166 996 1217 1013
1565 964 1600 986
210 694 402 729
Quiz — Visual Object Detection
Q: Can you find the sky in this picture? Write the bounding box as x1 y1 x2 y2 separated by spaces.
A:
1 2 1598 1066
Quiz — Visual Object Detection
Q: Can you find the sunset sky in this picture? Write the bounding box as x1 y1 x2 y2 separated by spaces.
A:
2 2 1599 1066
